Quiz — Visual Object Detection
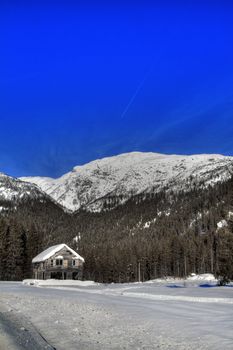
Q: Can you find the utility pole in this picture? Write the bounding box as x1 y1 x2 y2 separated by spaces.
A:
138 261 141 282
184 256 187 278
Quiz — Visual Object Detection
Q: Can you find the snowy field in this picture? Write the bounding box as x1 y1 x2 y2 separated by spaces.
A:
1 275 233 349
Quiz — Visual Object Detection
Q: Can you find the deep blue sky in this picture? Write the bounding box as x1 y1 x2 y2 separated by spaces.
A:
1 1 233 177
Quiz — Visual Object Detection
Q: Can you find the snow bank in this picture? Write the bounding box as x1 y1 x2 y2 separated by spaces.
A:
187 273 216 281
24 274 217 290
23 279 99 287
145 274 217 287
145 277 180 284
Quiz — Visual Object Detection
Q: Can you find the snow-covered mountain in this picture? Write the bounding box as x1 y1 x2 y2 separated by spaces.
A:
20 152 233 212
0 172 47 211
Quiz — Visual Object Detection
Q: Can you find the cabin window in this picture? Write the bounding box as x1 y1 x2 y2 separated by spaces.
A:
72 260 76 266
56 259 63 266
51 260 54 267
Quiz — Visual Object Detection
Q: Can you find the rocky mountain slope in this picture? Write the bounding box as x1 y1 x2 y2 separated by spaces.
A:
0 172 48 212
20 152 233 212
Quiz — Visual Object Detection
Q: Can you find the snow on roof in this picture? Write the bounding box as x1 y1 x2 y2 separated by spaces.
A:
32 244 84 263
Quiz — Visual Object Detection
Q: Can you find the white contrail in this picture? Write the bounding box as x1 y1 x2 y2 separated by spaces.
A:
120 69 152 119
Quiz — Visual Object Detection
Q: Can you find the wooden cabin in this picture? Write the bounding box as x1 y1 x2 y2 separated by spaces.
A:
32 244 84 280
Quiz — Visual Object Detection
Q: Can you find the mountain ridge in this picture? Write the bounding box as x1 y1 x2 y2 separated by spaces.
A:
19 152 233 212
0 172 70 213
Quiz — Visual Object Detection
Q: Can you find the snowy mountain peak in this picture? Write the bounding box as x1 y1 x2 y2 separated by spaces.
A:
20 152 233 212
0 172 48 210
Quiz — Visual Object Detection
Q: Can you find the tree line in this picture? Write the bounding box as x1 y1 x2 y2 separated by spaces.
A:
1 178 233 283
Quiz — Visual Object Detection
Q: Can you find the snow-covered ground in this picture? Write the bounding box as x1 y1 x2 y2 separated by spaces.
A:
1 275 233 349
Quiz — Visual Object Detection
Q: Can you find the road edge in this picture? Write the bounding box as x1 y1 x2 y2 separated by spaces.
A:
0 302 56 350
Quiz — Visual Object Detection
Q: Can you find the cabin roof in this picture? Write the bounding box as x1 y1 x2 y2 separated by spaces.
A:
32 244 85 263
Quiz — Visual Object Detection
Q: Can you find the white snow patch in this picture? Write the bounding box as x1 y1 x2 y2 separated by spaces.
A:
143 218 157 228
217 219 228 229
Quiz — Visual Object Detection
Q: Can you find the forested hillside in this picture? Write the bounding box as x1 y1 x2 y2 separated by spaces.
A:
1 178 233 283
